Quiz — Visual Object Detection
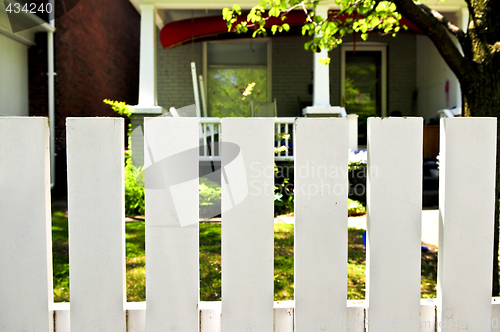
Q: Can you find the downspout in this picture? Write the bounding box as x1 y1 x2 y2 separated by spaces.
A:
48 0 56 189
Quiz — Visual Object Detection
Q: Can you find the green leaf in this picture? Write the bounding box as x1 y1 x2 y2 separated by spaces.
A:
271 25 278 34
282 23 290 31
301 24 310 35
269 6 280 17
318 57 331 65
222 8 231 20
361 33 368 41
232 4 241 15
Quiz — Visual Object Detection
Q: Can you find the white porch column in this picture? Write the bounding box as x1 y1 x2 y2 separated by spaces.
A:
129 4 162 167
303 5 348 119
312 5 330 108
138 4 158 107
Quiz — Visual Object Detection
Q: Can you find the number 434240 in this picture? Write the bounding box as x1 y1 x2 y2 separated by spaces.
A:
6 2 53 14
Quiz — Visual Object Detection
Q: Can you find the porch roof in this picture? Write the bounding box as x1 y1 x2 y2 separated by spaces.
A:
159 11 423 48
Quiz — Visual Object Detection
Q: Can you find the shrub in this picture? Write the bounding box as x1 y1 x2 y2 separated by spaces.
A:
124 154 145 216
199 177 221 218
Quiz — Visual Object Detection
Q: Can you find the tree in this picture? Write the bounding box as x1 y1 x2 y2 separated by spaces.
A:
223 0 500 295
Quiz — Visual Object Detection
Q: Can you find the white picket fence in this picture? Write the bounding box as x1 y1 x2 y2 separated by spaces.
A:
0 116 499 332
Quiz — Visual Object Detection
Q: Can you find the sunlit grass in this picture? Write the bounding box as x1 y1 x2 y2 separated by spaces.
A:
51 208 437 302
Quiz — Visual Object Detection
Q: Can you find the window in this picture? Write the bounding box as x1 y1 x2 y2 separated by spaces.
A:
204 40 271 117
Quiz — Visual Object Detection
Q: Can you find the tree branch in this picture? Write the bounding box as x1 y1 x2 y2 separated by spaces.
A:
392 0 475 84
416 3 465 41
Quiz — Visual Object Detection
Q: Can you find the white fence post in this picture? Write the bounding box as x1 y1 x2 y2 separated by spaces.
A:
438 117 497 332
221 118 275 332
144 117 199 331
66 117 126 331
366 117 423 332
347 114 358 151
0 117 53 331
294 118 349 332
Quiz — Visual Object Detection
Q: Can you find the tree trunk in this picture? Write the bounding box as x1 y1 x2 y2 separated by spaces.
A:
461 68 500 295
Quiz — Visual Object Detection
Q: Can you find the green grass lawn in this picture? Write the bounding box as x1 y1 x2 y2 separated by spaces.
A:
52 208 437 302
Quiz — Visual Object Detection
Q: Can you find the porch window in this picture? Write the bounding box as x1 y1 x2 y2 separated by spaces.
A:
206 40 270 117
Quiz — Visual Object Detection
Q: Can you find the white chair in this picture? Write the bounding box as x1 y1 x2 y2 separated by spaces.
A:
251 98 277 117
169 105 219 158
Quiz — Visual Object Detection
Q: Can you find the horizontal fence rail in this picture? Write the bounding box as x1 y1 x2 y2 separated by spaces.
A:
0 116 498 332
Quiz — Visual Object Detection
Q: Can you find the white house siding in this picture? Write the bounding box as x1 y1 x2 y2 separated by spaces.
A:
156 33 417 117
0 33 29 116
416 34 460 122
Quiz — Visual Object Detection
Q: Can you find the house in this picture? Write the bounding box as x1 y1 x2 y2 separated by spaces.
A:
127 0 467 166
0 0 141 197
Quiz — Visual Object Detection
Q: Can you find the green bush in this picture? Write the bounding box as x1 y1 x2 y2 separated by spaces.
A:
348 198 366 216
274 177 294 216
200 177 221 218
124 155 145 216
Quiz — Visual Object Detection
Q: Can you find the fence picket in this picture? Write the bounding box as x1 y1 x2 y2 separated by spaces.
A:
366 117 423 331
144 117 199 331
437 117 497 332
294 118 349 331
0 117 53 331
66 117 126 331
221 118 275 332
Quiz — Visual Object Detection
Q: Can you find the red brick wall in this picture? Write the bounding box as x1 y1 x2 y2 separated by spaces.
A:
55 0 140 129
29 0 140 197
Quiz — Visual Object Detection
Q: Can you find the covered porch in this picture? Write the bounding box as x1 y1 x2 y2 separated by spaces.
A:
128 0 468 165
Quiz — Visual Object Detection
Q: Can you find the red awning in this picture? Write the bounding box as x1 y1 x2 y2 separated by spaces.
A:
160 11 422 49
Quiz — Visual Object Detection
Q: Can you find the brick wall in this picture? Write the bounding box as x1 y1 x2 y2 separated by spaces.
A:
384 33 417 115
272 36 314 117
54 0 140 142
28 0 140 197
157 40 203 110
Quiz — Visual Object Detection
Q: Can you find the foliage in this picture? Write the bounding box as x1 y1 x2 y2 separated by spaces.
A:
208 68 267 117
200 177 222 218
103 99 132 118
348 198 366 216
124 155 145 216
103 99 133 140
223 0 405 63
348 148 367 170
104 99 143 216
274 176 294 216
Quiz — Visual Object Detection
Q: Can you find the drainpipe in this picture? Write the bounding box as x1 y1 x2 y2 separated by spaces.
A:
48 0 56 189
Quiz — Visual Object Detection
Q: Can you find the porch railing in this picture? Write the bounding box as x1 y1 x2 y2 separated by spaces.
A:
199 117 296 162
0 116 498 332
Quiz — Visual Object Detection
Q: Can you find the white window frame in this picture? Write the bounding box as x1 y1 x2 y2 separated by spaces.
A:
203 38 273 106
340 42 387 117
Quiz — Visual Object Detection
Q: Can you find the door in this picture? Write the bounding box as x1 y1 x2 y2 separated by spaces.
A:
341 44 387 146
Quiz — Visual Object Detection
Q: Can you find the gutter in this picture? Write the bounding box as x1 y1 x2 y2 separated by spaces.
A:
47 0 56 189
